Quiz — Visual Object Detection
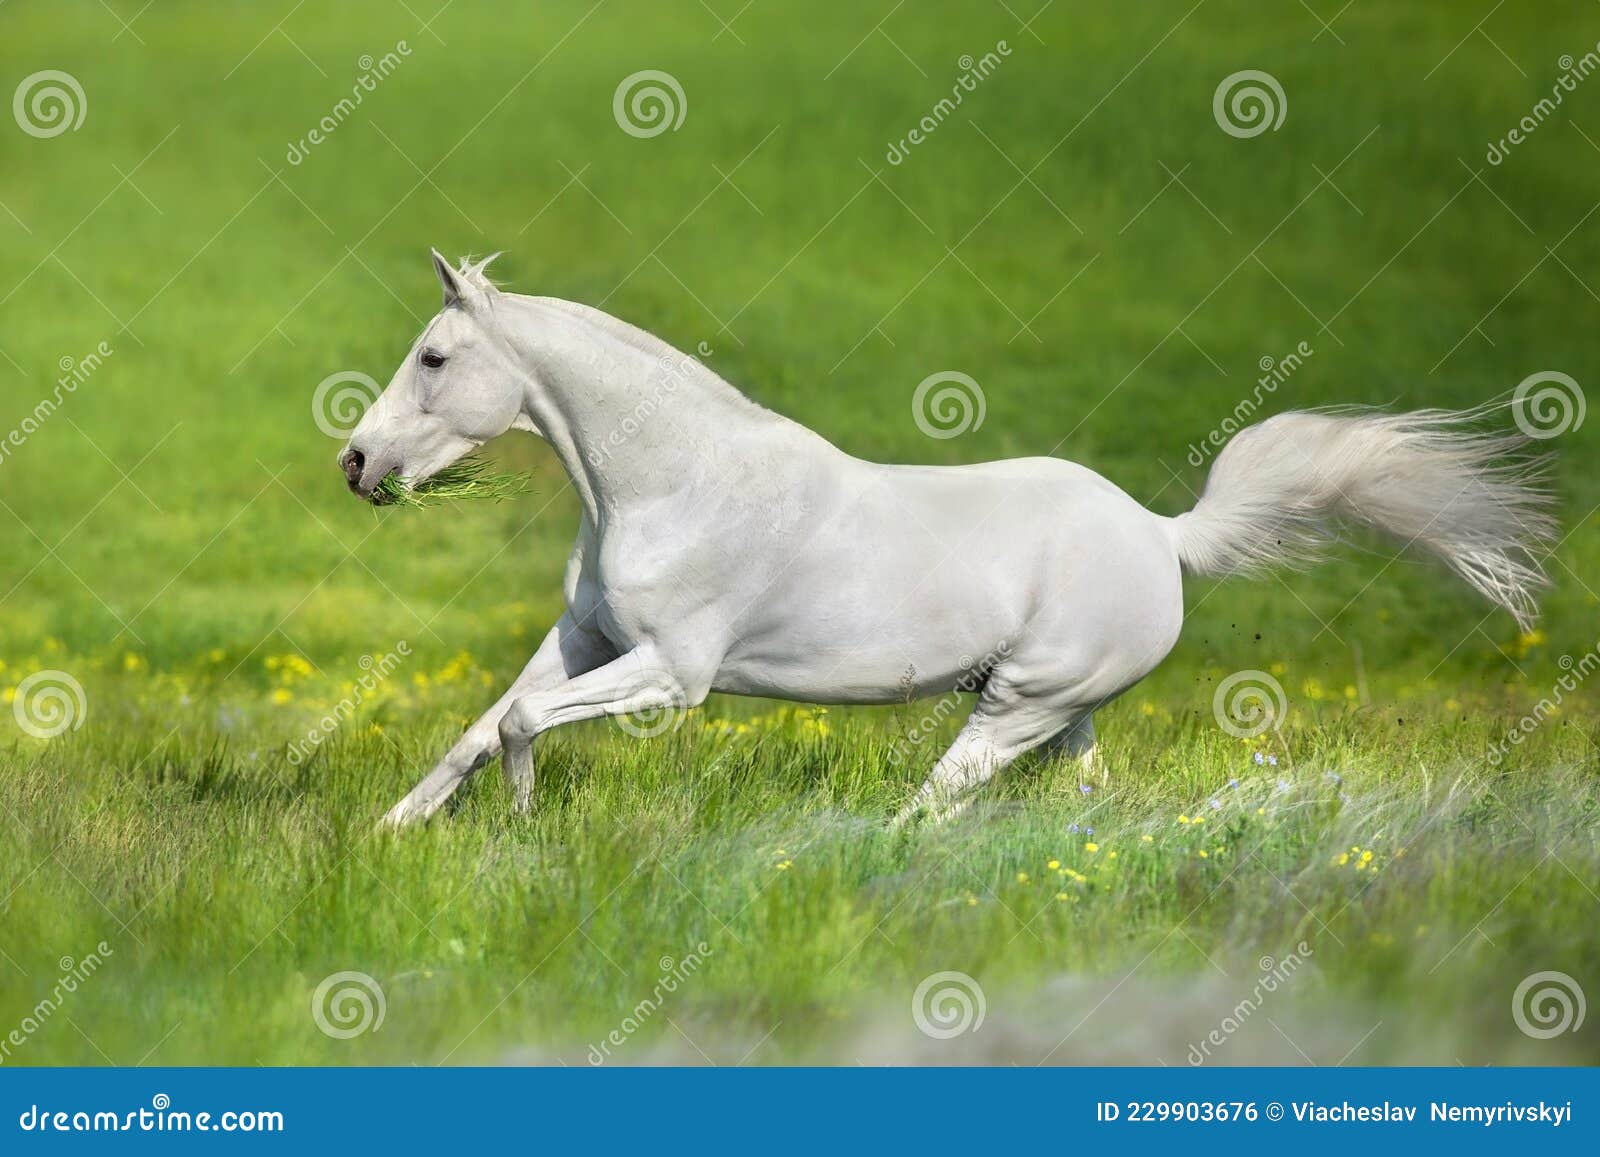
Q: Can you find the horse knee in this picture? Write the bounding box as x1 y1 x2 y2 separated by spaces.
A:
498 696 546 751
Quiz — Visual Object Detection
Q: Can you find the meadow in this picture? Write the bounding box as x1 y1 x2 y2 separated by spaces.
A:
0 0 1596 1064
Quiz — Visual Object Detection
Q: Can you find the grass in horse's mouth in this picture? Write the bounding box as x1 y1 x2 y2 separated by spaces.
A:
374 456 530 508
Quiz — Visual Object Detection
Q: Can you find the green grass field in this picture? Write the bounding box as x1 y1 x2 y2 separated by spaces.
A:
1 0 1597 1065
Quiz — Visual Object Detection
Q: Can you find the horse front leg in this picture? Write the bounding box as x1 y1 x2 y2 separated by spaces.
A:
496 649 701 817
381 613 614 829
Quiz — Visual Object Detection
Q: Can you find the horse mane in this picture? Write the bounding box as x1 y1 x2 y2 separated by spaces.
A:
454 252 503 294
456 255 790 428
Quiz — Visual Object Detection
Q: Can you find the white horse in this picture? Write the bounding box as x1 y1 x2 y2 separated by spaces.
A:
342 251 1556 828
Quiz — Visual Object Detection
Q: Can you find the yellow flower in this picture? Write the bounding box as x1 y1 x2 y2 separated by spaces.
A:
1046 859 1060 870
1178 814 1190 824
1084 842 1099 853
1140 834 1153 843
775 860 792 871
1107 850 1118 860
1016 872 1031 883
1055 891 1071 901
122 652 145 672
270 688 293 705
1198 850 1209 858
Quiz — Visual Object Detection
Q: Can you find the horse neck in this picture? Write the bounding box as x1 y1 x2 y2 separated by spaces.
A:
498 295 819 524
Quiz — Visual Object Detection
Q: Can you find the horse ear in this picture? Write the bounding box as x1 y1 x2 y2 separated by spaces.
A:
430 247 464 307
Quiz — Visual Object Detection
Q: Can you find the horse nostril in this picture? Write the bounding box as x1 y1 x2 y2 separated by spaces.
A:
341 448 365 485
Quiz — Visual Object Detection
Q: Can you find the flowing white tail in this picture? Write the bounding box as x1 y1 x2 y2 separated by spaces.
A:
1169 408 1558 629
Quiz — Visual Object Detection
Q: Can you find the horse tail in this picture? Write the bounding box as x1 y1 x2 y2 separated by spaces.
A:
1166 407 1557 630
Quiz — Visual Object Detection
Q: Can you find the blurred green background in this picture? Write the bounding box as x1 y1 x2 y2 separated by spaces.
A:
2 0 1594 674
0 0 1596 1065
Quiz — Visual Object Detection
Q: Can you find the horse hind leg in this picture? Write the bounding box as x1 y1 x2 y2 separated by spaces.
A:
893 670 1097 826
1042 713 1096 770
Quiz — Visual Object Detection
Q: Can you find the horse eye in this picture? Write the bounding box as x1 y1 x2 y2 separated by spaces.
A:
420 349 446 369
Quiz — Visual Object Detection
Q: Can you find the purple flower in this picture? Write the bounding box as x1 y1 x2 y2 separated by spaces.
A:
1085 827 1094 836
1266 754 1278 767
1068 823 1081 834
1228 778 1239 788
1079 784 1093 794
1253 751 1265 766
